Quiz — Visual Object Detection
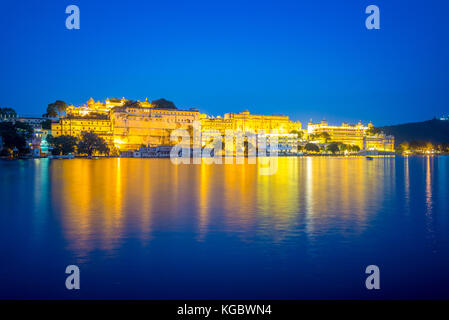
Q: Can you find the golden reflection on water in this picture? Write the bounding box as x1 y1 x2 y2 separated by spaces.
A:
49 157 396 258
404 156 410 213
425 156 436 251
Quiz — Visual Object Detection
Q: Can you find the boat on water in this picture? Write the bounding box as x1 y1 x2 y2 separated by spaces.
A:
366 156 374 160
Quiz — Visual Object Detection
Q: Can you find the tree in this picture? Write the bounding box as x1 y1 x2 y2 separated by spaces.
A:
48 135 78 155
43 100 67 118
0 107 17 120
326 142 340 154
122 100 140 107
308 132 330 143
367 127 381 136
42 119 52 130
304 143 320 153
320 132 331 143
397 142 410 153
77 132 109 156
13 121 33 140
425 142 435 151
409 140 427 152
0 122 31 156
290 130 304 140
151 98 177 109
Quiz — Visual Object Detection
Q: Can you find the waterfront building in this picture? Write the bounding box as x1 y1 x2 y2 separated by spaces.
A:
51 98 394 154
200 112 302 155
363 134 395 152
266 133 298 155
307 120 394 152
16 117 47 130
224 110 302 134
200 114 234 135
111 104 199 150
52 98 200 151
30 128 50 156
51 118 114 144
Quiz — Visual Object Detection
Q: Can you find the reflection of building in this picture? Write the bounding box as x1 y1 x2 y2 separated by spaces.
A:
307 120 394 152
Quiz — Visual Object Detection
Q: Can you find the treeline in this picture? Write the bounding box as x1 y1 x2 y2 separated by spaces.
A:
380 118 449 153
0 121 34 156
48 132 110 156
396 141 449 154
300 142 360 154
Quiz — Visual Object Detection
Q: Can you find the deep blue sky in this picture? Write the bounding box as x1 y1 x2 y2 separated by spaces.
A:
0 0 448 126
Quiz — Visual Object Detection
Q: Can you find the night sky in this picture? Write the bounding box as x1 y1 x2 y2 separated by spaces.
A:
0 0 448 126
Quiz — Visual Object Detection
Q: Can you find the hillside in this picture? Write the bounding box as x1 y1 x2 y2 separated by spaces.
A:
380 119 449 145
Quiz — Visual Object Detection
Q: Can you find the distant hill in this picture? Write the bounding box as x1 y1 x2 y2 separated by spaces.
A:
380 119 449 145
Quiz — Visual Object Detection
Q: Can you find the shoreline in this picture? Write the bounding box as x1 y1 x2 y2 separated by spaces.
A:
1 153 448 161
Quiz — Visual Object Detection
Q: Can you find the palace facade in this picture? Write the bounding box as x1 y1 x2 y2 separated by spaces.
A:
223 110 302 134
51 98 394 153
307 120 394 152
52 99 304 152
52 98 200 151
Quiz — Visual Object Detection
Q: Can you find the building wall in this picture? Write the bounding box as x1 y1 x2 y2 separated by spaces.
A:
200 115 234 135
52 98 200 151
307 120 394 151
111 106 199 151
224 110 302 134
364 135 395 152
51 118 113 144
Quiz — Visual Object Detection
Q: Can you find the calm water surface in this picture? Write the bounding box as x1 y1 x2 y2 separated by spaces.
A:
1 156 449 299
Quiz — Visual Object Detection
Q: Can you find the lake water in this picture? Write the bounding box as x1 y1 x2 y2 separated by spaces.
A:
1 156 449 299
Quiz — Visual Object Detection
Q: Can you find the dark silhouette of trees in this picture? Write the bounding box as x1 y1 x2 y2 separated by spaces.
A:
122 100 140 107
308 132 330 143
0 107 17 120
47 135 78 155
304 143 320 153
151 98 177 109
77 132 109 156
367 127 381 136
326 142 340 154
290 130 304 140
43 101 67 118
0 122 32 156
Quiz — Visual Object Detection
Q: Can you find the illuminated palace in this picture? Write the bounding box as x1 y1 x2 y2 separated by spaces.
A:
52 99 303 152
307 120 395 152
51 98 394 153
52 98 200 151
